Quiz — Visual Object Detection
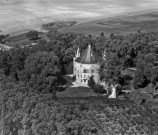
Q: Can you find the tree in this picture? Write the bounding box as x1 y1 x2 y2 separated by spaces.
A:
110 33 115 39
144 53 156 64
128 91 146 105
88 75 95 89
26 31 38 40
72 75 76 82
0 51 12 76
93 84 106 95
0 48 30 80
46 29 61 41
148 41 158 54
19 51 63 98
62 48 74 63
143 63 153 82
0 95 5 135
104 54 122 86
106 85 112 97
133 69 147 89
0 35 8 43
140 83 158 99
10 48 28 81
100 32 104 37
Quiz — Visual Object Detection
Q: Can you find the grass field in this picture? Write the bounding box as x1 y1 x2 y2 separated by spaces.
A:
60 10 158 36
57 86 97 97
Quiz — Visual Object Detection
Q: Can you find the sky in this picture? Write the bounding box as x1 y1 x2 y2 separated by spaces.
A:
1 0 158 33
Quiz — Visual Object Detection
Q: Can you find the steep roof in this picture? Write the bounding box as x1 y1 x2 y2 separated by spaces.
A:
75 45 100 64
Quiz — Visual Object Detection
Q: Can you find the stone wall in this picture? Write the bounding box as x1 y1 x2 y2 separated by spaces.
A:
74 61 100 85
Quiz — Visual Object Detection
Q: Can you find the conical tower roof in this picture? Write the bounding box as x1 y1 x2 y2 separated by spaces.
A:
75 45 100 64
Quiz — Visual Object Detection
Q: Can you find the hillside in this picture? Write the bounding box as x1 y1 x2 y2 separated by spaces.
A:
60 10 158 36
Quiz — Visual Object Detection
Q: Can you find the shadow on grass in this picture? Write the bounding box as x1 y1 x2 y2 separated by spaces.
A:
57 86 96 97
57 87 67 92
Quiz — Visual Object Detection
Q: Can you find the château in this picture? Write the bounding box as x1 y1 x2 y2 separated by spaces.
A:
73 45 100 86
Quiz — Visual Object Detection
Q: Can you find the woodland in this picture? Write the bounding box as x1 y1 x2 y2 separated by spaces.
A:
0 30 158 134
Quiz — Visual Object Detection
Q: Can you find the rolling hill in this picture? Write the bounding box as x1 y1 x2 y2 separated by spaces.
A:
60 10 158 36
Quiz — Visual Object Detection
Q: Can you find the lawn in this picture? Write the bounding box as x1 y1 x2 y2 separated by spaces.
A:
57 75 97 97
57 86 97 97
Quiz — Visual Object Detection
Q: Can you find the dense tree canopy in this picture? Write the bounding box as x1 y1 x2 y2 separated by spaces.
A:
1 29 158 134
26 30 39 40
19 51 62 96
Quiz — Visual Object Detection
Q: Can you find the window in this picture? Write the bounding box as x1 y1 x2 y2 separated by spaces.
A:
75 67 76 71
83 69 87 73
84 75 86 78
78 74 79 77
91 69 95 73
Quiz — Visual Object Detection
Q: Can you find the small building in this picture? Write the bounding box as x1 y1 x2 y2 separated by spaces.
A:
73 45 100 85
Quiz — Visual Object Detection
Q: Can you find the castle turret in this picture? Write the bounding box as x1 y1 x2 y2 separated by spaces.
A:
102 49 106 60
73 46 80 75
73 44 100 85
75 46 80 58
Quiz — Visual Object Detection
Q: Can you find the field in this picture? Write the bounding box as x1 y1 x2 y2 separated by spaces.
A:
60 10 158 36
57 86 97 97
1 0 158 35
3 31 46 48
56 75 97 97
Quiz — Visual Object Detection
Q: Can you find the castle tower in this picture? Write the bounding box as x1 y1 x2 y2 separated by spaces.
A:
73 44 100 85
73 46 80 75
102 49 106 61
76 46 80 58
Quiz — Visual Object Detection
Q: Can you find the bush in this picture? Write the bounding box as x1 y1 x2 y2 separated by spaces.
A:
88 75 96 89
93 84 106 95
127 91 151 105
26 30 38 40
72 75 76 82
79 103 88 111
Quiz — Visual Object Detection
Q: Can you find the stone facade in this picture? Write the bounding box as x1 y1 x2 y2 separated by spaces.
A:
73 45 100 85
73 45 117 98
